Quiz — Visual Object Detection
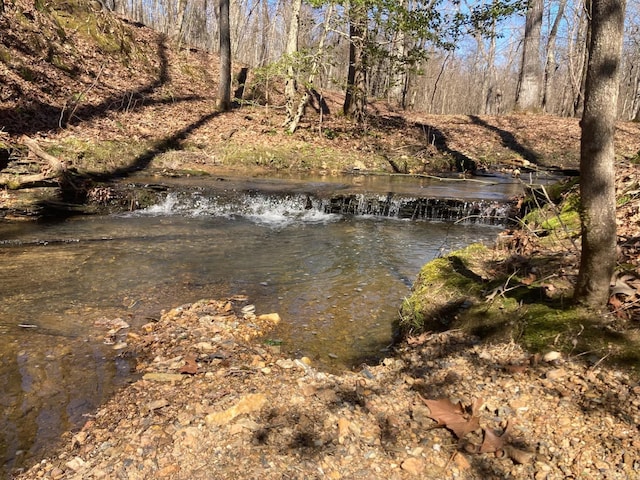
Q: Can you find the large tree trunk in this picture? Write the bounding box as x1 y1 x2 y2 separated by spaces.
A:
343 2 368 122
515 0 543 112
575 0 626 307
218 0 232 111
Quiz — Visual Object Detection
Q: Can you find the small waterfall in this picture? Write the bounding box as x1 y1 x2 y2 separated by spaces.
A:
320 193 514 225
137 191 514 226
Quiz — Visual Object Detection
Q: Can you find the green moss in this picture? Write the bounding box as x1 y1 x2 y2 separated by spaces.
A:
400 243 488 332
539 209 580 231
400 242 640 372
50 138 150 173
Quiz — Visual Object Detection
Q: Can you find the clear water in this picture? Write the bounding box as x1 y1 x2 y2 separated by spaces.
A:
0 184 507 475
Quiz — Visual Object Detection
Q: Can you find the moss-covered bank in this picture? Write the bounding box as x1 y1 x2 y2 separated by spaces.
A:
400 241 640 372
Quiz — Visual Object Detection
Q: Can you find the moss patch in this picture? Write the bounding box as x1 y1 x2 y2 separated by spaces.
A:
400 242 640 372
400 243 489 333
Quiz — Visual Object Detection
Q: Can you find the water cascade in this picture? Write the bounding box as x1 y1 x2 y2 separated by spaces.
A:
138 190 515 226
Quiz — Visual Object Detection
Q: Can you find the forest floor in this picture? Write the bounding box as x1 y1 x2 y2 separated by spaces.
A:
2 1 640 479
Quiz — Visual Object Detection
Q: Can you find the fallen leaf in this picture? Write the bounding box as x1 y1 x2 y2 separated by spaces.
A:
180 353 198 374
611 276 636 297
480 426 506 454
420 396 481 438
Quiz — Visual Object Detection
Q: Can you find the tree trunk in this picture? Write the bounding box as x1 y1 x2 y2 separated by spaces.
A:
343 1 368 122
286 4 334 134
575 0 626 307
283 0 302 127
388 0 407 108
218 0 232 111
542 0 567 112
515 0 543 112
573 0 592 117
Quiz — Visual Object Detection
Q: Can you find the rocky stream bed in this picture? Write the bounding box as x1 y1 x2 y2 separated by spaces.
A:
12 295 639 480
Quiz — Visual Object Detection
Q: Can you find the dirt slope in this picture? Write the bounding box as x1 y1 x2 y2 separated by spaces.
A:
2 0 639 181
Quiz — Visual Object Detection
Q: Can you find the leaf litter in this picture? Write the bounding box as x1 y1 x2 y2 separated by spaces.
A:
13 299 640 480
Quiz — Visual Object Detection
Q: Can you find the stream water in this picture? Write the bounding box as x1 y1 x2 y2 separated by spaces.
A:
0 173 527 475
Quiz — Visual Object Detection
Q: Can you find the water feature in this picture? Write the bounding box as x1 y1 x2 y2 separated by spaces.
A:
0 173 523 476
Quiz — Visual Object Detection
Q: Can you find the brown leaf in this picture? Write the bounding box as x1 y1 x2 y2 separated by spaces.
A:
180 353 198 375
420 396 481 438
480 427 505 454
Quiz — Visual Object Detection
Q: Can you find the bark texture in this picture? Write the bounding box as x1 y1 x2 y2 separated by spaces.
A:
218 0 231 111
575 0 626 306
515 0 543 111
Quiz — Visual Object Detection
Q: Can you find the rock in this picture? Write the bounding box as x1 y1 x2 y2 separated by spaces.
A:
65 456 86 472
276 359 295 369
401 457 425 475
257 313 281 323
205 393 267 426
142 373 184 383
146 398 170 411
543 351 562 362
546 368 568 381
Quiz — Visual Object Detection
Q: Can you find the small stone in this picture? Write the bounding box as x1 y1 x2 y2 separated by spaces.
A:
546 368 567 381
142 373 184 383
157 464 180 477
146 398 170 411
257 313 281 323
276 359 295 369
543 351 562 362
205 393 267 426
338 418 350 440
401 457 425 475
65 456 86 472
50 467 65 480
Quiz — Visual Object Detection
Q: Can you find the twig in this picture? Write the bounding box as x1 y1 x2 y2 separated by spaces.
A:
60 64 105 128
389 172 498 185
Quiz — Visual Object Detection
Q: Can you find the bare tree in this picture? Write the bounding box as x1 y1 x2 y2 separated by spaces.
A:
218 0 232 111
283 0 302 127
542 0 567 112
343 1 368 122
575 0 626 307
515 0 543 111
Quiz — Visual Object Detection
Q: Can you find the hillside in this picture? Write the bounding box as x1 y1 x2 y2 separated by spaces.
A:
1 0 639 186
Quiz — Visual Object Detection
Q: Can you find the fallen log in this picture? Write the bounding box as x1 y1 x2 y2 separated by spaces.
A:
0 136 67 188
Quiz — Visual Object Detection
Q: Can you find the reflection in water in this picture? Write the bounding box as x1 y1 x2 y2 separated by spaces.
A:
0 190 504 476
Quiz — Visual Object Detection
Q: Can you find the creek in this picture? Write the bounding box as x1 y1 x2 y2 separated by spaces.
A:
0 172 527 475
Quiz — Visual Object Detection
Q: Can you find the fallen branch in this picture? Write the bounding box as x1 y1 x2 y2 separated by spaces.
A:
0 136 67 188
389 172 498 185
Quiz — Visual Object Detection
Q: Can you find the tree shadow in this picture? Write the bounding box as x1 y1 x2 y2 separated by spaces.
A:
468 115 540 165
37 108 220 215
0 34 206 136
0 33 228 217
367 114 477 172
